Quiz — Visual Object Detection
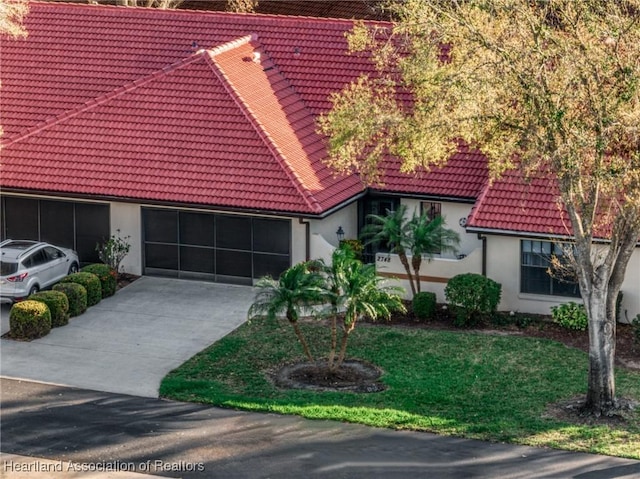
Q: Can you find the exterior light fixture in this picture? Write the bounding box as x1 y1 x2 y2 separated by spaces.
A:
336 226 345 242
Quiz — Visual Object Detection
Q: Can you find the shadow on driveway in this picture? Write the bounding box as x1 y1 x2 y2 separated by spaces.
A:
2 379 639 479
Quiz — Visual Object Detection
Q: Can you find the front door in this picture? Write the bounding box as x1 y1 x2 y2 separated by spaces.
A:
358 195 400 263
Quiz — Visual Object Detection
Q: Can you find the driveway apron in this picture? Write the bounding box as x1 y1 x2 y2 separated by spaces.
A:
0 276 252 397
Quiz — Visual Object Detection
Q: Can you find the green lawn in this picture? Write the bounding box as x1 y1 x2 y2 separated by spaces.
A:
160 317 640 459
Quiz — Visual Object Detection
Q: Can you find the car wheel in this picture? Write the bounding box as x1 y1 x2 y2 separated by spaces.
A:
68 262 79 275
29 285 39 296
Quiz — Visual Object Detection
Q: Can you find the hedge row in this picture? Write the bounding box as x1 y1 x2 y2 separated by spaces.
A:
9 264 117 340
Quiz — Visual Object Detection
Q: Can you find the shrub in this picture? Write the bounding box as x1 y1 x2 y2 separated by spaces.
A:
59 272 102 306
339 239 364 260
53 282 88 317
444 273 502 327
491 311 535 329
9 300 51 339
96 230 131 277
631 314 640 346
413 292 437 321
551 302 588 331
28 290 69 327
81 263 117 298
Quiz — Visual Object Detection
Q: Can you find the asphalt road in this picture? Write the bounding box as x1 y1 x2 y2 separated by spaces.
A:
2 379 639 479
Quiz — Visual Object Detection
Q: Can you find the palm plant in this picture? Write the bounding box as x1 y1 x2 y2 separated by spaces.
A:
319 246 357 370
248 262 324 362
409 213 460 293
361 204 416 295
362 205 460 295
334 260 405 369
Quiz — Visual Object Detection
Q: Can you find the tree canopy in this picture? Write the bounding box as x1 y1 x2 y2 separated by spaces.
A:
0 0 28 40
318 0 640 416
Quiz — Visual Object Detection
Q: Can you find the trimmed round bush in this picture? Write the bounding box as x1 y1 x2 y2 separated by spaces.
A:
28 290 70 327
551 302 588 331
59 272 102 306
445 273 502 327
413 292 437 321
53 282 88 317
9 300 51 339
81 263 117 298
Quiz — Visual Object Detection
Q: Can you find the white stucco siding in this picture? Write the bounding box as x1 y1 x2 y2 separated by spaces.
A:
484 235 640 322
309 202 358 250
621 249 640 323
400 199 481 258
376 247 483 301
291 218 307 265
109 202 143 275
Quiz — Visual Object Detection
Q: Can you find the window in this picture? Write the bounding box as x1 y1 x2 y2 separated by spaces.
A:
421 201 442 255
521 240 580 297
421 201 441 221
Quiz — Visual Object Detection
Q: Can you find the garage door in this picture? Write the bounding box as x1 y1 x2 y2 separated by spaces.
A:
142 208 291 284
0 196 110 264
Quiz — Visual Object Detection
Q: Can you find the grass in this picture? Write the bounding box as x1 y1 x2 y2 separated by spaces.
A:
160 317 640 459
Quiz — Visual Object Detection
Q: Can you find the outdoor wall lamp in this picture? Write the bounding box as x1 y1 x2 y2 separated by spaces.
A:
336 226 345 242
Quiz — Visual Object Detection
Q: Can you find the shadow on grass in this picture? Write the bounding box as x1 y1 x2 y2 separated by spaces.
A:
2 378 639 479
161 319 640 459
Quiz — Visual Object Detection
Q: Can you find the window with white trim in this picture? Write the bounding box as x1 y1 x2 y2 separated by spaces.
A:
520 240 580 297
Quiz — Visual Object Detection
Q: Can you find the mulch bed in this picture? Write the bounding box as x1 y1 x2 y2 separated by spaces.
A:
116 273 139 290
274 359 386 393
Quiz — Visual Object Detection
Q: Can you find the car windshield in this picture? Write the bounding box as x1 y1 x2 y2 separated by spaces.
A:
1 261 18 276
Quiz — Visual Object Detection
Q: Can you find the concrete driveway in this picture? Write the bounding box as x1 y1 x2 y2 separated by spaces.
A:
0 276 253 397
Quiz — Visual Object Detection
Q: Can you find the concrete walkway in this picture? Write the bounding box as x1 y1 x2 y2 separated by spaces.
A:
0 277 253 397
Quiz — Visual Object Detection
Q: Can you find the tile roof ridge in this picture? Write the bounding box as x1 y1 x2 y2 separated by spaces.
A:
30 1 388 26
2 51 207 147
204 36 324 214
466 175 493 227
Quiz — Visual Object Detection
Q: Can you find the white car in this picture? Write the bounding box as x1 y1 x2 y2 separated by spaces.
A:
0 240 80 304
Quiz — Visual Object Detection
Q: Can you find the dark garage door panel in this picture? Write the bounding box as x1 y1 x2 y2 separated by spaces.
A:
1 196 109 264
142 208 291 284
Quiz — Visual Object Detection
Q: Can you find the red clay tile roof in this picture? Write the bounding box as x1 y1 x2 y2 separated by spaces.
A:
1 2 488 216
1 2 375 139
466 169 573 237
375 144 489 201
2 32 364 213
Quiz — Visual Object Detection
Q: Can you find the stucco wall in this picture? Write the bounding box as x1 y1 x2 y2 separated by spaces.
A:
291 218 308 265
484 235 640 323
375 247 483 300
109 202 143 276
309 202 358 250
400 199 481 258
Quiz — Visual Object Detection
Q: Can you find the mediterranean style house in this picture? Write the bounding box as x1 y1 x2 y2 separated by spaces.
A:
2 2 638 321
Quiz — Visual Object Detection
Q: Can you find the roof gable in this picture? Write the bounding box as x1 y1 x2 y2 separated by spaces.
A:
2 33 362 214
467 169 572 237
1 2 375 140
1 2 493 217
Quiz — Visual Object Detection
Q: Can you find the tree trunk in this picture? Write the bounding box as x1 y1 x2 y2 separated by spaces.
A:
411 254 422 293
582 290 617 415
328 303 338 371
335 321 356 368
398 253 416 296
291 321 314 363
